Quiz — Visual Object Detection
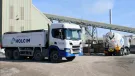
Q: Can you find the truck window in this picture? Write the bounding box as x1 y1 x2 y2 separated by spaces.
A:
52 28 64 39
65 29 81 40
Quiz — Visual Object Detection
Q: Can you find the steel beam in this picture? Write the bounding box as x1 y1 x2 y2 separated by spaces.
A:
44 13 135 34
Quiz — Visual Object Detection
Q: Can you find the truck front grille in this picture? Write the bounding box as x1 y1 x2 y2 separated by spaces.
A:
72 46 80 48
72 46 80 53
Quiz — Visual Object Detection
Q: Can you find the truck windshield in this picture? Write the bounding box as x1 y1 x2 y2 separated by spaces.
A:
65 29 81 40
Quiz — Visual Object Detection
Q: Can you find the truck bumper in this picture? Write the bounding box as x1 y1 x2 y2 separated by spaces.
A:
59 51 83 57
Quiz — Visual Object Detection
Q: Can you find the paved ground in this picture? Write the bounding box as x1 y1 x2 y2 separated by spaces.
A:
0 53 135 76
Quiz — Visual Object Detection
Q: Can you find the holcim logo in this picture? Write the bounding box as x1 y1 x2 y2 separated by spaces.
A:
11 38 16 44
11 38 30 44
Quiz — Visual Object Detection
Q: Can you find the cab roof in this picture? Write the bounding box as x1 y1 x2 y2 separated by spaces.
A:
51 23 81 29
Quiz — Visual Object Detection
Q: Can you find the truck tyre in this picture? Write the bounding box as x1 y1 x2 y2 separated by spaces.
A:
128 49 130 55
66 56 75 61
50 51 62 63
13 49 21 60
126 48 130 55
124 48 128 55
119 50 123 56
5 49 13 60
33 50 44 61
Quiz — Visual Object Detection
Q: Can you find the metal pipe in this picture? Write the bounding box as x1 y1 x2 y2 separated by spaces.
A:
109 9 112 32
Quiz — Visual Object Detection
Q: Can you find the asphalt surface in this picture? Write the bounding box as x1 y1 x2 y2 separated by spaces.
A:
0 53 135 76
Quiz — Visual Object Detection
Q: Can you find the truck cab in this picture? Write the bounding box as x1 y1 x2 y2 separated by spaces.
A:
48 23 83 62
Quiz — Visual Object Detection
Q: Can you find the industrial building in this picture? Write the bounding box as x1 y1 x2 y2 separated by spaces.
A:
0 0 87 44
0 0 52 43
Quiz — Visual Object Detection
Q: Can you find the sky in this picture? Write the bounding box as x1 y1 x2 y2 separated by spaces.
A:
32 0 135 37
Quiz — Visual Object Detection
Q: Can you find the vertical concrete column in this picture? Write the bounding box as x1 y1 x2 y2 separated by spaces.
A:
81 27 86 44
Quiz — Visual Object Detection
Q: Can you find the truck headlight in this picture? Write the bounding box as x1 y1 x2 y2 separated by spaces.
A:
64 48 71 52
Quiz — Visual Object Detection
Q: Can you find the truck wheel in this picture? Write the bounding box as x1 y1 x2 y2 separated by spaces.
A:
50 51 62 63
120 50 124 56
126 48 130 55
13 49 21 60
126 49 128 55
124 48 128 55
33 50 44 61
5 49 13 60
128 49 130 55
66 56 75 61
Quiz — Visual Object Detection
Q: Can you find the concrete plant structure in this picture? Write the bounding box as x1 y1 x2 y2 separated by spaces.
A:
0 0 51 43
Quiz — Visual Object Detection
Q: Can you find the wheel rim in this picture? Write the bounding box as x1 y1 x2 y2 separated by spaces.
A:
33 50 44 61
53 54 58 60
50 52 59 61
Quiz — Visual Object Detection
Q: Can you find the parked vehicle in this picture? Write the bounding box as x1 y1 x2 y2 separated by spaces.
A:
103 32 130 56
1 23 83 63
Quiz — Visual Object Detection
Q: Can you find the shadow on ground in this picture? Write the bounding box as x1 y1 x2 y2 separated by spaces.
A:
0 57 71 64
83 53 105 56
0 53 71 64
0 52 135 64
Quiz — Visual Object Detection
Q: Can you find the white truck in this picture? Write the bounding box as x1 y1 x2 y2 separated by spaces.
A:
1 23 83 63
103 31 130 56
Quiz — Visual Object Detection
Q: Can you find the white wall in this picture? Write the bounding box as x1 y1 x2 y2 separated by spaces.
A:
2 0 51 34
2 0 31 33
31 5 51 30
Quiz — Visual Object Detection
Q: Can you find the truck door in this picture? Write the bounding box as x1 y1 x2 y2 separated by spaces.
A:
51 28 65 50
